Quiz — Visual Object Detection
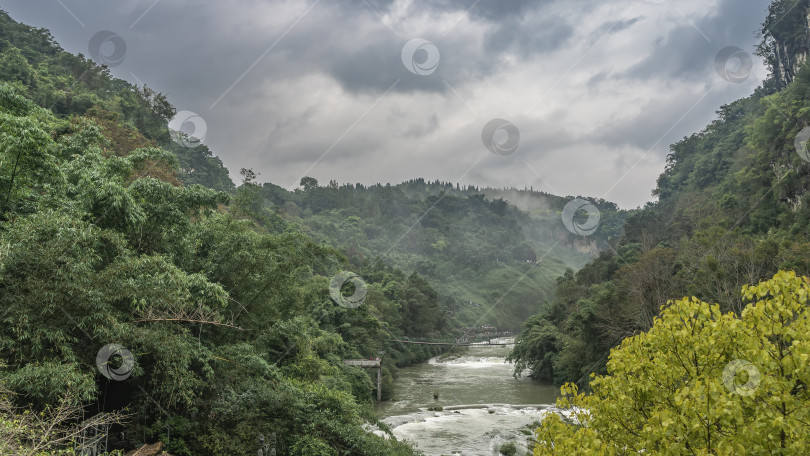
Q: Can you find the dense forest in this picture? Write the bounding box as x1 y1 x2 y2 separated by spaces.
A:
259 178 626 330
0 10 464 455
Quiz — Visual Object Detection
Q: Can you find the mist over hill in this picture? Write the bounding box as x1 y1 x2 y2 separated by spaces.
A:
256 177 627 331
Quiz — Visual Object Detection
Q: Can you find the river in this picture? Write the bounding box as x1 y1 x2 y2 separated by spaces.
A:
375 339 559 455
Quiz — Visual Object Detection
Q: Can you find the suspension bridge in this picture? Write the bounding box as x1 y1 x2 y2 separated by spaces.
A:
387 338 516 346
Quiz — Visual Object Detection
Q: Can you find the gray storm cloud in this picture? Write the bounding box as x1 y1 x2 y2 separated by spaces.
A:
1 0 771 208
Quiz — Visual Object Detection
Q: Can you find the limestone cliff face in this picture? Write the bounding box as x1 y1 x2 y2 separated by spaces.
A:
764 1 810 89
773 37 808 88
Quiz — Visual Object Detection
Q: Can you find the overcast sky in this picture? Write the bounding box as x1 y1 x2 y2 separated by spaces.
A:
2 0 772 208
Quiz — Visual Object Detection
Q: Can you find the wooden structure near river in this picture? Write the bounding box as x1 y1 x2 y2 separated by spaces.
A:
342 358 383 401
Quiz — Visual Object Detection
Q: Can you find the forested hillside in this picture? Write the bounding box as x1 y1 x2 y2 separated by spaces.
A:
260 178 626 330
0 13 233 193
0 10 458 455
511 1 810 388
0 4 632 337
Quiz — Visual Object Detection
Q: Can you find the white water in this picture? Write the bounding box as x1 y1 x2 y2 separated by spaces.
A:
375 342 559 455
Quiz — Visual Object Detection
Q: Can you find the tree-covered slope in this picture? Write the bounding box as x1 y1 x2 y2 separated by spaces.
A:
0 10 457 456
0 10 234 193
259 177 627 331
511 5 810 388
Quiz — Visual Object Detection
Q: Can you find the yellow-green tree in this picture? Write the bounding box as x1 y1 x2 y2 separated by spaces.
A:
535 270 810 455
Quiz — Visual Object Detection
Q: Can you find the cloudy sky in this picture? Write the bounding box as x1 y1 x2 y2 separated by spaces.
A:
2 0 772 208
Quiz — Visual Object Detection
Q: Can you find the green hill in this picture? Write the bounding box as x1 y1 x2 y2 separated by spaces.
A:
259 178 627 331
509 1 810 387
0 9 451 455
